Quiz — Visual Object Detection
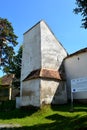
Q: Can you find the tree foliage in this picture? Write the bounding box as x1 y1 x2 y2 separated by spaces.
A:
0 17 18 67
74 0 87 29
3 46 22 88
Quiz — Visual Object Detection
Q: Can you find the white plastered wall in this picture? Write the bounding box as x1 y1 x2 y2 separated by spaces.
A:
64 52 87 99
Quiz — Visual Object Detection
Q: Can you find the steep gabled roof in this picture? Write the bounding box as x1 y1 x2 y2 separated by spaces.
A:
0 74 15 87
23 20 67 54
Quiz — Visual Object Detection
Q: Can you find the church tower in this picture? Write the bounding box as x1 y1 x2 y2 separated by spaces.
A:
19 20 67 108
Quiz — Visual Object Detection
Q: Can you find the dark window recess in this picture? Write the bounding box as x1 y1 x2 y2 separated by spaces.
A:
78 57 80 60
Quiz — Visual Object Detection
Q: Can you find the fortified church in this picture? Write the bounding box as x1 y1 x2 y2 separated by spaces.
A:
16 21 87 108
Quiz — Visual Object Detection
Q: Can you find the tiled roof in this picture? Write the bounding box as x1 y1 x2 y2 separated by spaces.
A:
0 74 15 86
65 47 87 59
23 69 65 81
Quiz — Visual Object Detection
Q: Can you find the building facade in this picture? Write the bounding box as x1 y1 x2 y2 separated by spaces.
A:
16 20 87 108
64 48 87 101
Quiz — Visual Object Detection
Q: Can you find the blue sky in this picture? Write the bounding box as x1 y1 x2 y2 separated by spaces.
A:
0 0 87 76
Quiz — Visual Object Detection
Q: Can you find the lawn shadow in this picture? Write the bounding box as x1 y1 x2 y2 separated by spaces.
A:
0 100 39 119
0 106 39 120
51 102 87 113
45 113 87 130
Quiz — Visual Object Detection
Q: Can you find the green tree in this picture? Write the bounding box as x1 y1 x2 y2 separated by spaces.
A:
0 17 18 67
74 0 87 29
3 46 22 88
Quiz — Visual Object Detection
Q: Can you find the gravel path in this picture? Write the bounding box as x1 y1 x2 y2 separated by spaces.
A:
0 124 21 129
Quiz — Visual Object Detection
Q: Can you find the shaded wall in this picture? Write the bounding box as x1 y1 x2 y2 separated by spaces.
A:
21 79 40 107
40 79 67 106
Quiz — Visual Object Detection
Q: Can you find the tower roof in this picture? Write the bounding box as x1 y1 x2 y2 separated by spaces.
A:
23 20 67 54
23 69 65 81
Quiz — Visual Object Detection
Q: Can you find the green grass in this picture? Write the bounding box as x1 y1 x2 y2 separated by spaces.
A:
0 101 87 130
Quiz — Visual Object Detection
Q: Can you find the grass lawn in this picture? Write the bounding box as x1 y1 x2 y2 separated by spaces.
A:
0 101 87 130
